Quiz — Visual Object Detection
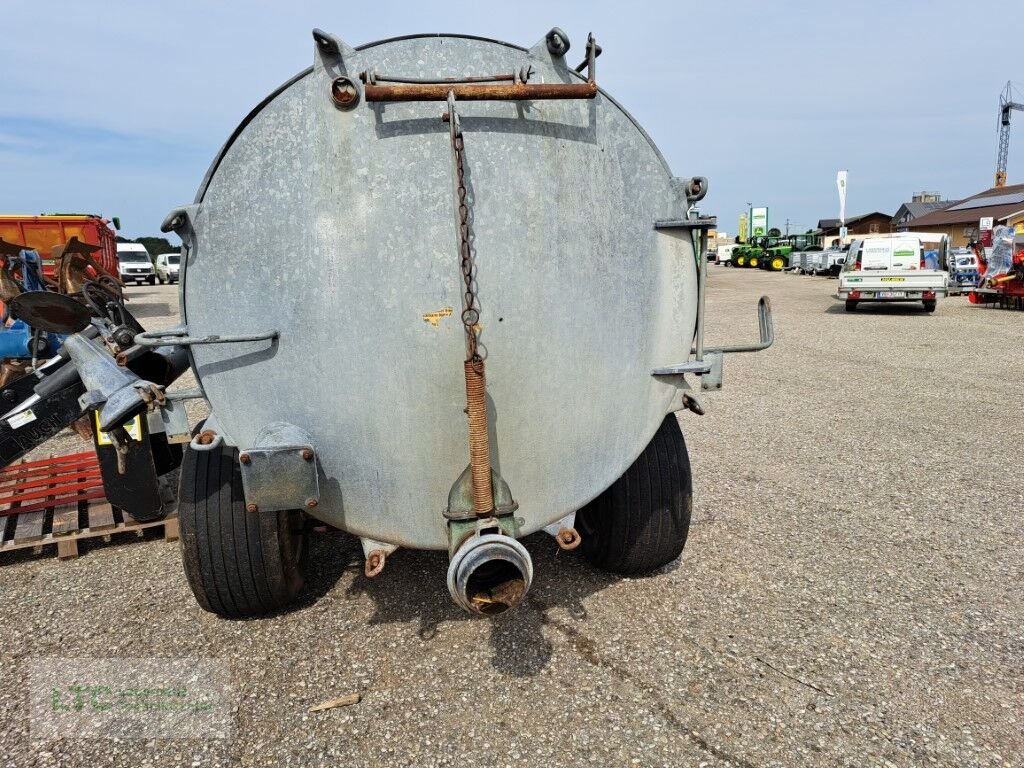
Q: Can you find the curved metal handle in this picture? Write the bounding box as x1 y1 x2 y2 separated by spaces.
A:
134 326 279 348
703 296 774 355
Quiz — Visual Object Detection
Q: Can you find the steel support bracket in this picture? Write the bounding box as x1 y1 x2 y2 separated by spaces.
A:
159 397 192 444
134 326 279 348
443 463 518 521
699 351 724 391
239 423 319 513
651 360 712 376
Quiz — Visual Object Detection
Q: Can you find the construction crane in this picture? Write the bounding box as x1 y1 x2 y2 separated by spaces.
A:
996 81 1024 188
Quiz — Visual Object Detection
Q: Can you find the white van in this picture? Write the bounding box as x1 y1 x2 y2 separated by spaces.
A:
838 232 949 313
116 243 156 285
716 244 737 265
155 252 180 284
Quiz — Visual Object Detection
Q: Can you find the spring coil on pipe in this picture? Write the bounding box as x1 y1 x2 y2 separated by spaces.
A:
464 359 492 514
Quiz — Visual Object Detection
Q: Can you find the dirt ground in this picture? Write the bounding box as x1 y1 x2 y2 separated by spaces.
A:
1 271 1021 767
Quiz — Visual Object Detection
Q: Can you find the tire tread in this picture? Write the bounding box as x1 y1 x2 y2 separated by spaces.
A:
578 415 692 575
178 445 306 618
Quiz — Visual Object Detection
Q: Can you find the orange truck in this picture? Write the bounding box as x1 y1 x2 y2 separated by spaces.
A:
0 214 120 278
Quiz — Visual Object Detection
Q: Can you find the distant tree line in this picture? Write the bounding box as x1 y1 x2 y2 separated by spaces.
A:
115 235 180 255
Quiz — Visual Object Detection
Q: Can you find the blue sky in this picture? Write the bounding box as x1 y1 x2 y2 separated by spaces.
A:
1 0 1019 239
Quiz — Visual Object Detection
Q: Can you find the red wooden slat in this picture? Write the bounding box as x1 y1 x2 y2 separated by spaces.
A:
0 478 103 507
0 451 96 477
0 455 99 484
0 468 101 495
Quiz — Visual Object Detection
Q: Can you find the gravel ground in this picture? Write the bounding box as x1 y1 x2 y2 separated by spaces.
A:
1 273 1021 767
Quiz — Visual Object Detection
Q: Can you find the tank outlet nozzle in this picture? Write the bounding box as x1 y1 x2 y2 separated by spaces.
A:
447 532 533 616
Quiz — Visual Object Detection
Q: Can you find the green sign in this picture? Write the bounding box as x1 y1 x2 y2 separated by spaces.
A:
751 207 768 237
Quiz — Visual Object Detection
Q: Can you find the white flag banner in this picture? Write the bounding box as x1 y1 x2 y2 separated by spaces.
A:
836 170 848 225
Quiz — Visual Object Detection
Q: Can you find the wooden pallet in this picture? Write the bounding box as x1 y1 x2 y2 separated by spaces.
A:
0 453 178 561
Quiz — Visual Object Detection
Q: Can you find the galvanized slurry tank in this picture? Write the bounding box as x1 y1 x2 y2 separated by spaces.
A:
160 28 771 617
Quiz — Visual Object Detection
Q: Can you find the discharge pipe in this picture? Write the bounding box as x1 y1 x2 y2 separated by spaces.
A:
447 532 533 615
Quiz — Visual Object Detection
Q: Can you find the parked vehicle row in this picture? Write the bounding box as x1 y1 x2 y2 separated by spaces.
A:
115 243 180 286
715 231 954 314
722 234 820 271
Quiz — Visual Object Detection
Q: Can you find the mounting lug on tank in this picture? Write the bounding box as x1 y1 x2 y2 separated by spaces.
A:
544 27 570 56
238 423 319 513
682 392 706 415
360 538 398 578
543 513 581 550
312 28 356 75
190 429 223 452
160 205 200 250
669 176 708 205
528 27 573 68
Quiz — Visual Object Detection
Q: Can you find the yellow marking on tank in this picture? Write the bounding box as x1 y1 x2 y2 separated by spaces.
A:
422 307 454 327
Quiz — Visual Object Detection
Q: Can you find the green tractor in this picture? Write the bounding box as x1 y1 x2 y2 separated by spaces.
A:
761 244 791 271
760 233 818 272
733 237 766 268
755 236 786 271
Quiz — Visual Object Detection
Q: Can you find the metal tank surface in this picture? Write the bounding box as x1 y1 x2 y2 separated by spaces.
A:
155 27 774 618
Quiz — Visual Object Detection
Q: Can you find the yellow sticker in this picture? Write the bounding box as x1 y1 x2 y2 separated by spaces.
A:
94 412 142 445
422 307 454 327
880 277 906 282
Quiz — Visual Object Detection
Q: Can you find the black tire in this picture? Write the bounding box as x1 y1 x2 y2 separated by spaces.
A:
148 275 156 285
576 415 692 575
178 444 307 618
923 300 936 313
157 275 164 285
845 300 858 312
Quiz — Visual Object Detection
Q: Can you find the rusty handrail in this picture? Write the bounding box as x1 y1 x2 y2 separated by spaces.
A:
363 81 597 102
360 33 599 104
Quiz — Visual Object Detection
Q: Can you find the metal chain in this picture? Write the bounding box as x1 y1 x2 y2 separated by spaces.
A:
448 103 482 367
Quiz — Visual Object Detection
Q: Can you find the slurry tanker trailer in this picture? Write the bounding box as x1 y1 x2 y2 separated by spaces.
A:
153 27 774 617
